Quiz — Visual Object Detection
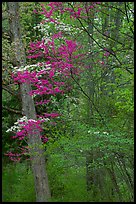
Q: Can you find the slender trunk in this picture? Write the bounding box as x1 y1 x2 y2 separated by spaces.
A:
85 3 95 192
86 2 95 126
7 2 51 201
106 161 122 201
86 149 106 199
86 150 94 191
85 3 106 193
116 153 134 194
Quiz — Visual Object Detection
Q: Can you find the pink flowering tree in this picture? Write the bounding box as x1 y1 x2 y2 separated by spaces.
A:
6 2 88 162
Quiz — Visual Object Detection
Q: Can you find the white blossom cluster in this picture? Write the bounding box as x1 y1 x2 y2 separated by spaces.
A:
54 20 81 35
103 132 109 135
87 130 109 135
93 131 100 134
33 16 83 43
33 22 52 42
6 116 50 133
13 63 52 74
36 63 52 73
38 117 50 122
13 64 38 73
6 116 28 133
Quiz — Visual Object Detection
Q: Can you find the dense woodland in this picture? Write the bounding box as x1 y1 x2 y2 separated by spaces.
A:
2 2 134 202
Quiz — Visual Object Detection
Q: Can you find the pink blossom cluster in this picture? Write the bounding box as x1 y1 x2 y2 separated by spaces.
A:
11 119 44 141
28 33 81 64
43 113 60 118
103 48 110 58
39 2 101 20
35 99 50 106
5 118 49 161
12 66 65 97
5 146 29 162
41 135 49 144
12 33 82 100
5 152 22 162
104 51 110 57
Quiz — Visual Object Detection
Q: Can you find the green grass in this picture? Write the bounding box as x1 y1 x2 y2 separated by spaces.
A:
2 162 35 202
2 161 91 202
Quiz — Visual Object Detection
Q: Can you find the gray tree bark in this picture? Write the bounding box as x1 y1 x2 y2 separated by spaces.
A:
7 2 51 202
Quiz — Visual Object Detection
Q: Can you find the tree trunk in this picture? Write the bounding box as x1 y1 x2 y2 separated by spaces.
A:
7 2 51 202
85 3 105 194
86 2 95 126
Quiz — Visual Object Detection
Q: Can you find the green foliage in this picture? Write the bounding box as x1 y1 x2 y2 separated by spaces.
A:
20 2 42 46
45 121 133 202
2 90 22 156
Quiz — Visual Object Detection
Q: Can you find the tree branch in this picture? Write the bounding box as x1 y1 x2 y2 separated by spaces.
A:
2 105 23 115
124 2 134 35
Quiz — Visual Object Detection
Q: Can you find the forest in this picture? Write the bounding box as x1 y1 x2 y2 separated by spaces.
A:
2 2 134 202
